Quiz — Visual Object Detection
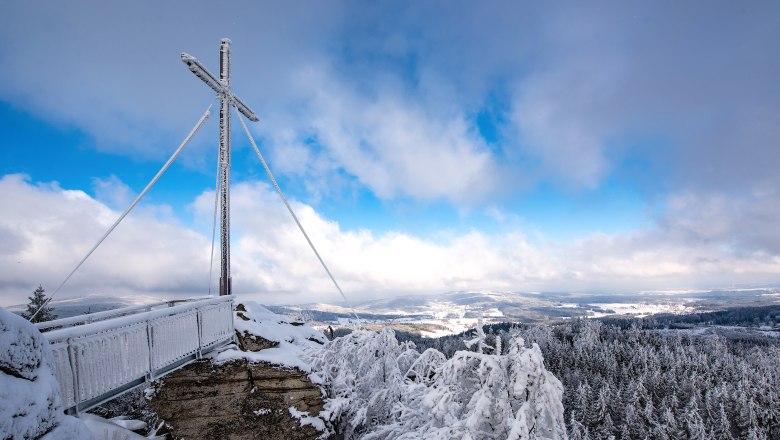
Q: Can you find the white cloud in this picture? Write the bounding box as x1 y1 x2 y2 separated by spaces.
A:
0 174 212 305
91 175 132 209
507 2 780 192
658 189 780 256
282 68 500 203
0 2 342 159
510 60 617 188
2 175 778 307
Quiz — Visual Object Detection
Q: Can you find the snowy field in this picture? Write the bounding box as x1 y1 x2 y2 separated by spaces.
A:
576 301 696 318
290 289 773 337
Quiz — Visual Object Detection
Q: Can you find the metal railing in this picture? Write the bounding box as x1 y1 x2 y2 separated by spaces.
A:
35 297 216 332
42 296 235 415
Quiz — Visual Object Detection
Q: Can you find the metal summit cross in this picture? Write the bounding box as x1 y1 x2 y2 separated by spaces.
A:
181 38 259 296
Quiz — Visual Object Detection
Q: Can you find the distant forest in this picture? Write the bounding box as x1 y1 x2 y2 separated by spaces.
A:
642 304 780 329
401 305 780 439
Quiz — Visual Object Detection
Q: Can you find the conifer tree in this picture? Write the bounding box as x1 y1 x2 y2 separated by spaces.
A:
22 284 57 323
597 413 616 439
684 406 707 440
568 419 585 440
708 404 733 440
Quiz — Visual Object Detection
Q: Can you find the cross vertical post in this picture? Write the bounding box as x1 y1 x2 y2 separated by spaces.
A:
218 38 232 296
181 38 259 296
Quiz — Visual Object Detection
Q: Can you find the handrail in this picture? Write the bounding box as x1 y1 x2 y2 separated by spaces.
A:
36 296 215 332
44 296 231 342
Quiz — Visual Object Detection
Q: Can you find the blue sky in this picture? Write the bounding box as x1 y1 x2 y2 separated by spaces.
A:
1 1 779 306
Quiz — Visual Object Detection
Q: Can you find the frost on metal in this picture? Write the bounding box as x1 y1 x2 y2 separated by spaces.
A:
40 296 234 414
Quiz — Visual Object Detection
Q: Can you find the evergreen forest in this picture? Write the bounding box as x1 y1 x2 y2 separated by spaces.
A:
407 312 780 439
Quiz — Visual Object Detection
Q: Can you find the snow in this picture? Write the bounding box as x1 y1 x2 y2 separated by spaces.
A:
0 308 91 440
80 414 160 440
215 301 326 374
586 302 694 318
4 299 567 440
300 302 356 314
106 416 147 431
415 316 480 338
289 407 327 433
657 325 780 338
39 415 94 440
224 344 314 371
289 295 499 338
233 301 325 346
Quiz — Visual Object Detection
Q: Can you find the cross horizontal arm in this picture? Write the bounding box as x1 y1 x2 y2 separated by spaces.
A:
180 52 259 122
181 53 223 94
233 96 259 122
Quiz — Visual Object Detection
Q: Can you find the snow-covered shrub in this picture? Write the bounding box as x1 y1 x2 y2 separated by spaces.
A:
0 309 91 440
312 327 567 440
405 348 446 385
311 328 419 438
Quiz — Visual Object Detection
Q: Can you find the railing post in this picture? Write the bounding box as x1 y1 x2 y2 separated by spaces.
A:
145 319 154 380
196 306 203 359
66 337 80 416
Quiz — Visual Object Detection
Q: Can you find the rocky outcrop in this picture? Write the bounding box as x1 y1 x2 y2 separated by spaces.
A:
150 358 325 440
147 302 330 440
236 330 279 352
234 303 282 351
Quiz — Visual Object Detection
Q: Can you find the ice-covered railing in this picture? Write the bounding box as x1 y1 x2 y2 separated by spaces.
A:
35 297 213 332
41 296 235 415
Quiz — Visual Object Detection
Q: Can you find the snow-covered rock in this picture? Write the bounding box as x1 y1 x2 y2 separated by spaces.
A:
148 301 331 439
219 301 326 373
0 308 92 440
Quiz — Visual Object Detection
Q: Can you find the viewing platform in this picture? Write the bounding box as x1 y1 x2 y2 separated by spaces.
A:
37 296 235 415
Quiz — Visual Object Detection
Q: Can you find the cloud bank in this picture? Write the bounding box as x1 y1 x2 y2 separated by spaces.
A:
2 174 778 306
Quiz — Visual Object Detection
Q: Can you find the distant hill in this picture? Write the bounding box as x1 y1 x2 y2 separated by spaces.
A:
274 288 780 337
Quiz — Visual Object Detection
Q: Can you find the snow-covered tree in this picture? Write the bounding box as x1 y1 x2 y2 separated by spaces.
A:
568 418 585 440
312 327 567 440
711 403 734 440
312 328 416 439
22 285 56 323
464 321 493 354
405 348 446 385
313 312 780 439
